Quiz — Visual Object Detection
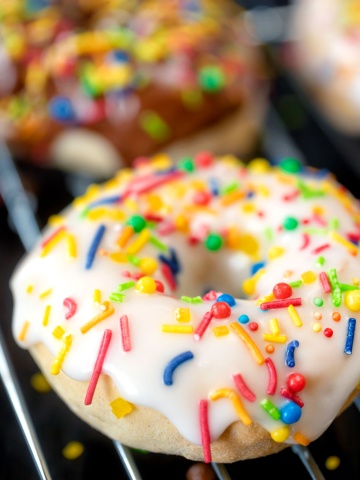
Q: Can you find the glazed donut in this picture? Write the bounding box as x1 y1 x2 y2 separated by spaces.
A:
0 0 268 178
11 153 360 463
291 0 360 135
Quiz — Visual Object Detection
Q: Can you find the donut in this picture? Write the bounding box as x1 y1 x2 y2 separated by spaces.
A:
291 0 360 135
0 0 268 178
10 153 360 463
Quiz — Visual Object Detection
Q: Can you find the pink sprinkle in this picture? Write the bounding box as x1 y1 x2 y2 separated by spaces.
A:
299 233 310 251
312 214 327 226
311 243 330 254
129 171 185 195
260 298 302 310
280 387 304 407
120 316 131 352
202 290 218 301
199 399 212 463
265 358 277 395
157 221 176 236
233 373 256 402
319 272 332 293
85 329 112 405
41 226 66 248
194 312 213 341
161 263 176 291
283 190 300 201
63 297 77 320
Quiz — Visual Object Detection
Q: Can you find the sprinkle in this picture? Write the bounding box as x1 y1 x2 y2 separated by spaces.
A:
85 224 106 269
233 373 256 402
288 280 302 288
287 373 306 393
313 322 322 332
344 290 360 311
52 326 65 339
325 456 341 471
40 225 66 249
238 314 250 324
328 268 342 307
285 340 300 367
260 398 281 420
271 426 290 443
181 296 203 304
128 171 184 196
344 318 356 355
116 281 135 292
265 358 277 395
66 233 77 258
93 289 101 304
329 230 358 256
332 312 341 322
80 301 115 334
209 388 252 426
135 276 156 294
340 283 360 292
273 283 292 300
40 228 67 257
260 298 302 310
26 285 34 294
287 305 303 327
126 229 151 255
62 441 84 460
41 304 51 326
85 329 112 405
212 326 229 337
18 320 30 342
316 256 325 266
319 272 332 293
199 400 212 464
175 308 190 323
311 243 330 254
324 328 333 338
109 293 126 303
149 235 167 252
63 298 77 320
299 233 310 250
51 333 73 375
194 312 213 341
294 432 310 446
280 388 304 407
263 333 287 343
120 315 131 352
301 271 317 284
230 322 265 365
162 325 194 334
163 351 194 386
266 345 275 354
161 263 177 291
30 372 51 393
116 225 134 248
110 397 134 419
139 110 170 141
39 288 53 299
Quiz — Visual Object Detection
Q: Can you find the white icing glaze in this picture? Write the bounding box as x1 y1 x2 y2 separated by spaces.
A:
11 155 360 451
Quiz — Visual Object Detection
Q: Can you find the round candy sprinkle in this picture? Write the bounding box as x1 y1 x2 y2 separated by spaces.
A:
49 96 76 122
266 344 275 354
216 293 236 307
136 276 156 294
195 151 213 167
344 290 360 311
127 215 146 233
249 322 258 331
313 322 322 333
273 282 292 299
314 297 324 307
332 312 341 322
193 190 211 205
155 280 165 293
238 314 249 324
280 401 302 425
287 373 306 393
139 257 157 275
324 328 333 338
179 157 195 172
283 216 299 231
198 65 225 92
211 302 231 319
271 426 290 443
205 233 223 251
279 157 302 174
313 312 322 320
325 456 340 471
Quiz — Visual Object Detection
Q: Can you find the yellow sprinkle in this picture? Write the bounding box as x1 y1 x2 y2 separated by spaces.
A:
329 230 358 256
18 320 30 342
42 305 51 326
213 326 229 337
268 246 285 260
124 197 138 212
220 190 245 207
139 257 158 275
263 333 287 343
209 388 252 426
241 203 256 214
126 228 151 255
52 325 66 339
110 397 134 419
270 318 280 335
312 206 325 216
325 456 340 471
81 301 114 334
151 153 172 170
26 285 34 294
93 289 101 304
66 233 77 259
116 225 134 248
175 308 191 323
30 372 51 393
288 304 303 327
39 288 53 299
161 325 194 334
255 184 270 197
174 214 189 233
47 214 65 226
109 252 128 263
301 271 317 284
230 322 265 365
353 277 360 286
40 229 67 257
135 276 156 294
271 426 290 443
62 441 85 460
242 269 265 296
344 290 360 311
51 333 73 375
248 158 271 174
294 432 310 446
312 322 322 332
257 293 275 305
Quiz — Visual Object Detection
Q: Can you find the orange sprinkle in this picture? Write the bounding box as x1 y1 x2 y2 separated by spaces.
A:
332 312 341 322
116 225 134 248
18 320 30 342
209 388 252 426
230 322 265 365
80 301 115 334
313 312 322 321
266 344 275 354
220 190 245 206
294 432 310 446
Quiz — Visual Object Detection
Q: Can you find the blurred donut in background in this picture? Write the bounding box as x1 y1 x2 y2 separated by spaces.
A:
291 0 360 136
0 0 269 179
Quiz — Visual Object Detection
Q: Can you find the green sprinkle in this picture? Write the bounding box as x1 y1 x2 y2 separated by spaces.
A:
180 296 203 304
264 227 274 242
109 293 126 302
297 180 324 199
181 89 203 110
179 157 195 172
149 235 168 252
80 207 91 219
329 218 339 230
205 233 223 251
221 181 239 195
127 255 141 266
314 297 324 307
304 228 328 235
260 398 281 420
198 66 225 93
328 268 342 307
279 157 302 174
116 281 135 292
340 283 360 292
139 110 170 141
283 217 299 231
126 215 146 233
288 280 303 288
316 256 325 266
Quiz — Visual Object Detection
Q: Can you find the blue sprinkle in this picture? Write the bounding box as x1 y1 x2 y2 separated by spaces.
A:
280 401 302 424
345 318 356 355
246 191 255 199
163 351 194 386
285 340 299 368
49 96 76 122
159 248 180 276
238 314 249 324
111 50 130 63
85 224 106 270
251 261 265 276
88 195 122 209
217 293 236 307
209 178 219 196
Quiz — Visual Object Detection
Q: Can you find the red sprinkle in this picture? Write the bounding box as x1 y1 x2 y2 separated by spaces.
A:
195 151 214 168
120 315 131 352
287 373 306 393
193 191 212 205
194 312 213 341
233 373 256 402
249 322 258 331
63 297 77 320
41 226 66 248
199 399 212 463
299 233 310 251
155 280 165 292
324 328 333 338
211 302 231 319
265 358 277 395
85 329 112 405
260 298 302 310
273 282 292 300
280 387 304 408
311 244 330 254
319 272 332 293
161 263 177 291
